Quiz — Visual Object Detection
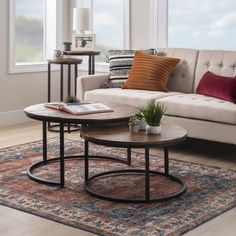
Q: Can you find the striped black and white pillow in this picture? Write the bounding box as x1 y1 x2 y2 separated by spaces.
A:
103 49 158 88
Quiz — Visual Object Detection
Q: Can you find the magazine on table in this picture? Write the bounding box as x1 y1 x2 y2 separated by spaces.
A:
45 102 113 115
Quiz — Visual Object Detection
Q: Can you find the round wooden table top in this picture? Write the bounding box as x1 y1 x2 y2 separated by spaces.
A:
82 124 187 148
24 103 136 125
47 58 83 64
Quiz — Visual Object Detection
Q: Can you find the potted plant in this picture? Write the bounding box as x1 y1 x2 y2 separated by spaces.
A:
135 109 147 131
63 41 72 51
128 116 140 133
142 101 166 135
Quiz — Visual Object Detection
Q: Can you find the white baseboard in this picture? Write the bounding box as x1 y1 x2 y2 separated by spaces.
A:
0 109 31 127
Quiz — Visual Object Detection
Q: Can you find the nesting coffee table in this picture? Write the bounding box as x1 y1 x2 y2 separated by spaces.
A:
82 124 187 203
24 103 136 187
24 103 187 203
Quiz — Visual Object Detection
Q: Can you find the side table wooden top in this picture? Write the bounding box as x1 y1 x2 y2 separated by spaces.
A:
63 50 101 56
47 58 83 64
82 124 187 148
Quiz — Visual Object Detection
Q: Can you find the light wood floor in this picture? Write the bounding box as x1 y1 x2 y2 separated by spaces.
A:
0 122 235 236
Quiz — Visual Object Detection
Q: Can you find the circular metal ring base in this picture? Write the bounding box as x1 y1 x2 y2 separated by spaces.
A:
84 169 186 203
27 155 129 187
48 123 80 133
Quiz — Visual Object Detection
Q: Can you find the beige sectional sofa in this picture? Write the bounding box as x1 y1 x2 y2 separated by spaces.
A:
77 48 236 145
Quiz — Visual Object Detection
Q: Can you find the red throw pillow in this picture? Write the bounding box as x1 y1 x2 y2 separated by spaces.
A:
196 71 236 103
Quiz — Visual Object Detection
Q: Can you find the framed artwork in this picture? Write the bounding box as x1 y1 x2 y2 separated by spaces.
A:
72 33 96 50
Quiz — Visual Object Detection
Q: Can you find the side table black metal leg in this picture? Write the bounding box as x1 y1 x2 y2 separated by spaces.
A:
145 147 150 201
91 55 95 74
68 64 71 96
48 63 51 102
88 55 92 75
60 123 65 187
127 148 131 165
43 121 47 162
47 63 51 128
60 64 64 101
85 140 89 181
164 147 169 175
74 64 78 96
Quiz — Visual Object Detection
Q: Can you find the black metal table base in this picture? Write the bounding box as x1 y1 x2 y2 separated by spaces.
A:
47 123 80 133
27 121 132 187
27 155 130 187
83 141 187 203
84 169 186 203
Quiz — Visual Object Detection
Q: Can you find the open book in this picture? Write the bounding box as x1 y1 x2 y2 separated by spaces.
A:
45 102 113 115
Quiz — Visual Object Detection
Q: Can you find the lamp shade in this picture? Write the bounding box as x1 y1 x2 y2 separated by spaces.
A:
73 8 91 32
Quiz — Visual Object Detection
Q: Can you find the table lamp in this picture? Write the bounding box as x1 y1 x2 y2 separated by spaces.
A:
72 8 95 50
73 8 91 34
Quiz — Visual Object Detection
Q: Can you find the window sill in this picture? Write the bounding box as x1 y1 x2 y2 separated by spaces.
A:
9 62 59 74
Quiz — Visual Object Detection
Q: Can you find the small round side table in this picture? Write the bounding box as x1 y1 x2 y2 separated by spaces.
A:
47 58 83 102
47 58 83 132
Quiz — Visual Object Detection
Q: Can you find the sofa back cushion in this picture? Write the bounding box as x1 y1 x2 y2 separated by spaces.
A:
194 50 236 91
157 48 199 93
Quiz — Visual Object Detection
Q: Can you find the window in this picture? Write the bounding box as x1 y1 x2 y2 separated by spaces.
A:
92 0 130 63
78 0 130 66
93 0 124 52
150 0 236 50
15 0 44 63
169 0 236 50
9 0 62 73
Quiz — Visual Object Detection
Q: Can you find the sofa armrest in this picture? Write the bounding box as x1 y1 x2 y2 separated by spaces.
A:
76 74 109 101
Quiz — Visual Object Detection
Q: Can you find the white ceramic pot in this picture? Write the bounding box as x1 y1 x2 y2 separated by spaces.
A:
139 119 147 130
129 124 140 133
146 125 161 135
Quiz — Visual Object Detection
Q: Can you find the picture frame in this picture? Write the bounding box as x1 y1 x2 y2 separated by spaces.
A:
72 33 96 50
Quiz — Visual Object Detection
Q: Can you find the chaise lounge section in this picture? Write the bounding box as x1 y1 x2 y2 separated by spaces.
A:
77 48 236 145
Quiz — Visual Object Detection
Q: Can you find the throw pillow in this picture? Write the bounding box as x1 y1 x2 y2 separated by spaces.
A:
122 51 180 92
196 71 236 103
103 49 158 88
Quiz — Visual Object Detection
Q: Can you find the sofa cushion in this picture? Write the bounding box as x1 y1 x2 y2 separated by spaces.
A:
105 49 156 87
157 48 199 93
194 50 236 91
122 51 180 92
196 71 236 103
84 88 181 107
158 94 236 125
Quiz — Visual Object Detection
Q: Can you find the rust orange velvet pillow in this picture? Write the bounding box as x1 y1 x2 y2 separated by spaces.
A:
122 51 180 92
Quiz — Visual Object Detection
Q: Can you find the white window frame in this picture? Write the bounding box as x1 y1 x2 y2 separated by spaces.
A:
77 0 131 72
9 0 63 74
149 0 168 48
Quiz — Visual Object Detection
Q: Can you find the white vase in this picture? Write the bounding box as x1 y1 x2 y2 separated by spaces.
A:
129 124 139 133
146 125 161 135
139 119 147 130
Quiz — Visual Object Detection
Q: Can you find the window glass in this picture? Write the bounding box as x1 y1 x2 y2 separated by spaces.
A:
15 0 44 63
93 0 123 60
168 0 236 50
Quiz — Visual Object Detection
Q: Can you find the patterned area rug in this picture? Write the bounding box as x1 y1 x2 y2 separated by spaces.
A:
0 139 235 236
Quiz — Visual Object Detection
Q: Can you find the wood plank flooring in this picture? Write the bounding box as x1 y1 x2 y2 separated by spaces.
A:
0 122 235 236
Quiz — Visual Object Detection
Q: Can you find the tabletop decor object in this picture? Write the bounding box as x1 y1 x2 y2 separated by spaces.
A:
63 41 72 51
128 116 140 133
141 101 166 134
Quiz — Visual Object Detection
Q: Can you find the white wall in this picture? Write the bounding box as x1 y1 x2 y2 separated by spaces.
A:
0 0 71 126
